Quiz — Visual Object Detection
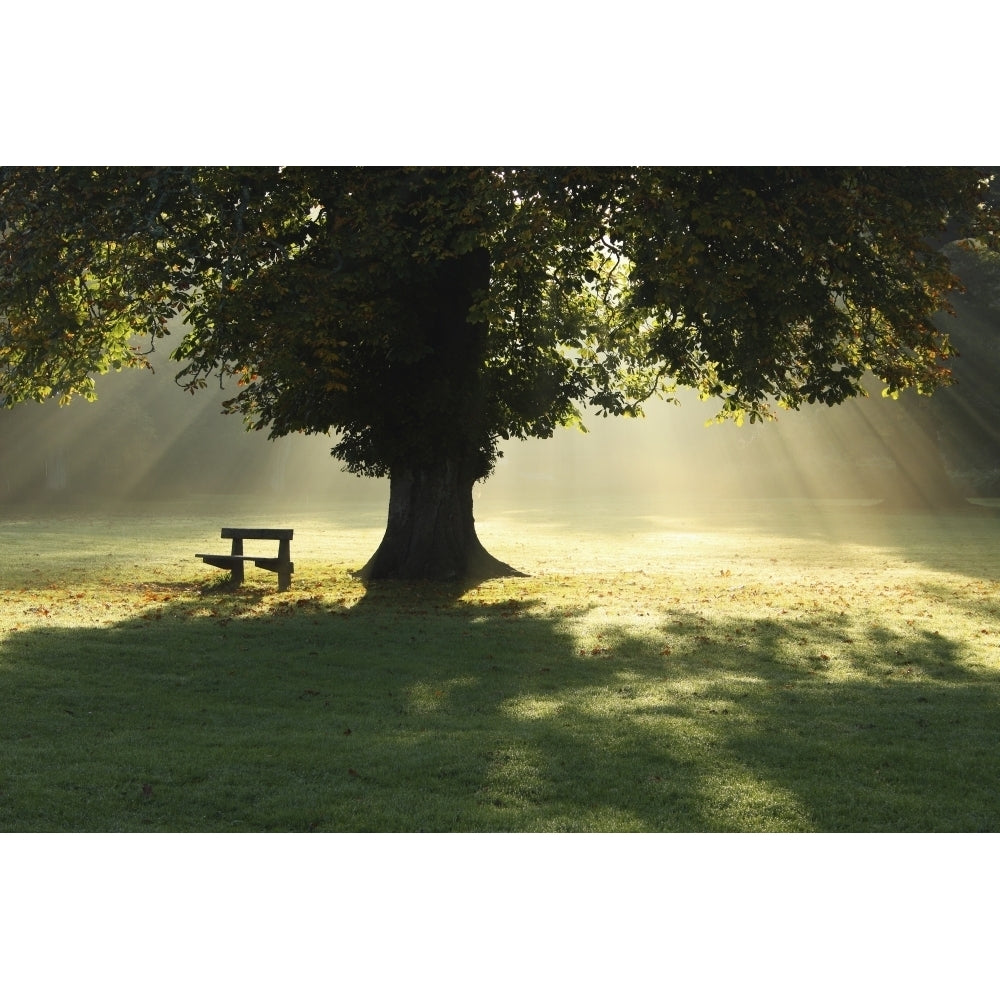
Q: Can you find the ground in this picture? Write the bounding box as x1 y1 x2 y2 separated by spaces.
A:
2 493 1000 831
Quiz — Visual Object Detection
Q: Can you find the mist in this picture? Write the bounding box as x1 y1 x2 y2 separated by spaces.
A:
3 242 998 520
3 366 996 519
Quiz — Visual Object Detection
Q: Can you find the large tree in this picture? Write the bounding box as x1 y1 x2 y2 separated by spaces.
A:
2 167 997 579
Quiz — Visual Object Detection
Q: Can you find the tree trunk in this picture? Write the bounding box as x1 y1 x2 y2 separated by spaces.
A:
348 240 521 582
356 459 524 582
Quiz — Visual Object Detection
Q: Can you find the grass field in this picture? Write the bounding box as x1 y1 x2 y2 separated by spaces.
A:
2 494 1000 831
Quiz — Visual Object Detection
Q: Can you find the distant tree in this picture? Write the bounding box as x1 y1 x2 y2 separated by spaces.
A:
893 239 1000 503
2 167 997 578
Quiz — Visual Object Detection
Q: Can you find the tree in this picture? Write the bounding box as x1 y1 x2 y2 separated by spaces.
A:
918 240 1000 499
2 167 998 579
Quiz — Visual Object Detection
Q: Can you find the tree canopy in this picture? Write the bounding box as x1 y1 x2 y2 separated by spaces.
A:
2 166 997 578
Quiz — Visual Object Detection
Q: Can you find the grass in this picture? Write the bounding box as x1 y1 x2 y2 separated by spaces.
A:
2 495 1000 831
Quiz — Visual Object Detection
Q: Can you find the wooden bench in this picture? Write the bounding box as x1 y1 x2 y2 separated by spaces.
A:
196 528 294 592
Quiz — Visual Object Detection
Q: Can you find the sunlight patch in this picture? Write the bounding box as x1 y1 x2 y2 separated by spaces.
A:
706 771 814 831
405 677 476 714
501 696 563 720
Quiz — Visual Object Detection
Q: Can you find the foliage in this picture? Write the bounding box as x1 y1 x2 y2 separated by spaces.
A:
622 168 994 416
3 167 997 480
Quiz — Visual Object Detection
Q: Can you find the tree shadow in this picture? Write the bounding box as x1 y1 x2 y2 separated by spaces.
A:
3 581 1000 831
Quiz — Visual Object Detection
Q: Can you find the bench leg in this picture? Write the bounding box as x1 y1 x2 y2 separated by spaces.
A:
277 538 291 592
230 538 245 587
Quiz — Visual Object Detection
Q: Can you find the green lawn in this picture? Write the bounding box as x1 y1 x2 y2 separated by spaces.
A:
2 496 1000 831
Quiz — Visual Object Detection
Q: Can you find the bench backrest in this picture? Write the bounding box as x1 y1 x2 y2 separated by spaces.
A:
221 527 294 540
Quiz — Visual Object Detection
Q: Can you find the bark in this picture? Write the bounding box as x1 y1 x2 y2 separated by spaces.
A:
352 243 524 581
356 459 525 582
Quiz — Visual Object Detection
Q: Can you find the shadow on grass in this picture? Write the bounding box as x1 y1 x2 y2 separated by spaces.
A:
3 580 1000 832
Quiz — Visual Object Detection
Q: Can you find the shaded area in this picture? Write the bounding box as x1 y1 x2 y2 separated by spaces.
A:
3 579 1000 832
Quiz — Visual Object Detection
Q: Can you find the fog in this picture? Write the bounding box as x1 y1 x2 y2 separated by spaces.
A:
2 361 995 518
4 242 998 517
